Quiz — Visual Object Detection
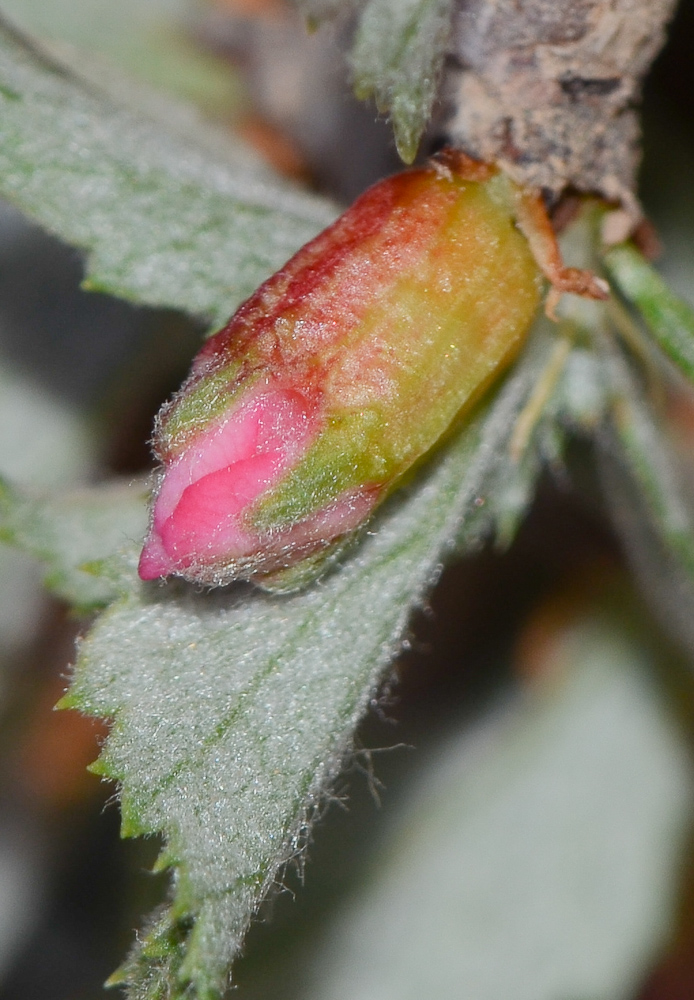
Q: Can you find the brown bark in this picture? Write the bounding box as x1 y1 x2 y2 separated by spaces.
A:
444 0 679 217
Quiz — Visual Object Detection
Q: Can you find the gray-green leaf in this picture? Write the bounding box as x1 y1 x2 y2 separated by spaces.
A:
600 339 694 579
300 603 693 1000
596 337 694 653
0 14 336 328
64 332 553 1000
0 477 149 611
0 0 242 116
350 0 455 163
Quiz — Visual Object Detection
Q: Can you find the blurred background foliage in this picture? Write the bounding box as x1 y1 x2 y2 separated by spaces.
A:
1 1 694 998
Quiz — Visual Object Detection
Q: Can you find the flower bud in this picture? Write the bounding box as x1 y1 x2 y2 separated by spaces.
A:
139 154 593 590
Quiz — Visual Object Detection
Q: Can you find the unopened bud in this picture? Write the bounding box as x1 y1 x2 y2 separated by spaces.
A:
139 153 602 590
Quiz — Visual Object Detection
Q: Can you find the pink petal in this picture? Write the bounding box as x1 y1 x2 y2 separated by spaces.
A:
159 451 280 565
140 384 321 579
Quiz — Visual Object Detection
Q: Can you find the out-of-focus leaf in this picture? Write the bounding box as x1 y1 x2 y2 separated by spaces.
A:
461 324 609 551
350 0 455 163
0 354 96 657
605 243 694 385
0 0 241 118
0 478 148 612
282 0 456 168
595 333 694 654
0 16 336 327
299 602 693 1000
555 344 609 432
64 331 555 1000
294 0 363 25
600 340 694 579
0 356 94 488
0 818 44 979
598 439 694 658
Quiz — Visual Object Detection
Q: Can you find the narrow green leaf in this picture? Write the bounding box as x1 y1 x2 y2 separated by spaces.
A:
0 15 336 327
604 243 694 384
0 477 149 611
66 331 556 1000
596 337 694 655
294 0 364 26
600 342 694 579
350 0 455 163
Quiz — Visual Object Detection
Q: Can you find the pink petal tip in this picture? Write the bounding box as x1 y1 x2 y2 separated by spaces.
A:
138 533 175 580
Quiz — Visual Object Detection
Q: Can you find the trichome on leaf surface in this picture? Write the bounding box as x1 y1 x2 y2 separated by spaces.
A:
1 1 694 999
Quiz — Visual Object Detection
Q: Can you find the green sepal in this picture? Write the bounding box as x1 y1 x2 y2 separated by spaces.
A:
257 533 360 593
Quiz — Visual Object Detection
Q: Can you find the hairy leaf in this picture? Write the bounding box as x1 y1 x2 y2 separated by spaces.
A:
0 15 336 327
0 0 241 117
350 0 455 163
300 600 693 1000
293 0 454 161
64 332 555 1000
0 477 149 611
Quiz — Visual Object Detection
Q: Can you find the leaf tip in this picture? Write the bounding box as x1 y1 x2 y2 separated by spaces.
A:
104 965 128 989
54 692 77 711
395 128 419 165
